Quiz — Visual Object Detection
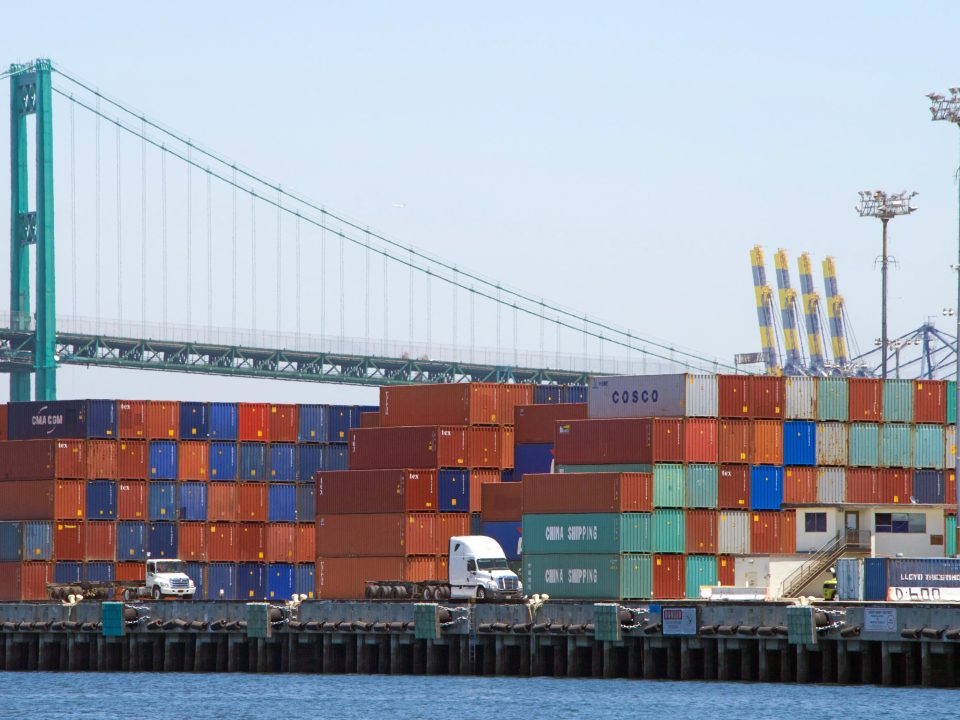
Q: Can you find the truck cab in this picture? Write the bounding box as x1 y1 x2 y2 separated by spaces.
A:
448 535 523 600
145 559 196 600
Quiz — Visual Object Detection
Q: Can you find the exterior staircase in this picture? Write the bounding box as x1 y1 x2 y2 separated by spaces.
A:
779 530 871 599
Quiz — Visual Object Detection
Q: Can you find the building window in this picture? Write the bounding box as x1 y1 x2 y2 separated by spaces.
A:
805 512 827 533
875 513 927 534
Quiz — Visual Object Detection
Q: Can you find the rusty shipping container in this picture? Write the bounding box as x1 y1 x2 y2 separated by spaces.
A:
717 465 750 509
748 376 785 419
379 383 501 427
480 482 523 522
683 418 718 463
783 467 817 504
208 483 239 522
269 404 299 442
0 439 85 480
0 562 52 601
653 554 685 600
315 513 442 556
178 523 207 562
0 480 85 521
915 380 947 424
553 418 652 466
315 469 438 514
349 426 469 470
849 378 883 421
718 420 751 464
177 441 209 480
522 472 653 514
514 403 587 444
316 556 438 600
117 440 148 479
117 481 147 520
751 420 784 465
265 523 297 563
117 400 147 439
685 510 718 554
85 440 118 480
237 483 268 522
238 403 271 441
145 401 180 439
206 523 238 562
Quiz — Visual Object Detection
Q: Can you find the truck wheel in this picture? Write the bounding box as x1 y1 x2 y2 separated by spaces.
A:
422 586 433 601
476 587 486 601
152 585 162 600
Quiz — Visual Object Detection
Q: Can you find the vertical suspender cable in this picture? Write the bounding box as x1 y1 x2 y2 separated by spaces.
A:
206 170 212 333
339 233 345 347
251 191 257 335
383 253 388 352
452 267 458 348
496 284 502 364
186 143 192 327
539 300 545 362
583 315 588 360
320 209 326 341
95 94 101 331
116 124 123 327
161 147 167 328
513 303 518 366
426 268 432 358
276 187 282 337
470 288 475 363
365 229 371 348
409 249 415 346
295 211 301 341
70 97 76 319
556 316 561 368
231 166 237 335
141 118 147 332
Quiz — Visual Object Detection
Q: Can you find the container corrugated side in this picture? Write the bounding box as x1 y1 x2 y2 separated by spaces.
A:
587 374 687 418
209 442 237 481
783 467 816 504
522 472 651 514
554 418 652 466
652 509 684 553
913 470 946 504
315 469 438 514
380 383 501 426
514 403 587 444
915 425 945 470
209 402 239 440
523 553 627 600
836 557 863 601
863 557 888 601
880 424 912 468
817 377 848 421
751 420 783 465
718 420 750 464
686 374 718 418
949 381 957 425
653 464 685 508
884 558 960 594
782 421 815 466
481 483 522 522
849 424 880 466
269 404 299 443
915 380 947 424
948 514 957 556
717 511 750 554
849 378 883 422
315 513 440 556
118 400 147 439
717 465 749 509
749 376 785 420
815 423 848 466
653 554 686 599
522 513 624 554
947 426 957 472
316 556 438 600
749 466 783 510
621 513 652 553
685 464 718 508
297 404 328 442
0 480 85 521
785 377 817 420
683 419 718 463
882 379 914 423
177 441 208 481
0 562 53 601
685 510 717 554
816 467 846 504
685 555 717 599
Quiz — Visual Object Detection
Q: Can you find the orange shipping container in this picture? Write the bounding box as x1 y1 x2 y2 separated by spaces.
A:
349 426 469 470
685 510 718 554
0 562 53 601
718 375 750 418
846 468 879 504
783 467 817 504
85 440 118 480
84 521 116 560
178 523 207 561
879 468 912 504
117 440 148 479
437 513 471 549
207 523 238 562
718 555 735 586
177 441 208 481
145 401 180 439
653 554 685 600
237 483 268 521
718 420 751 464
684 418 718 463
208 482 239 521
379 383 502 427
295 523 315 563
750 511 786 554
522 472 653 514
237 523 266 562
849 378 882 422
499 427 515 469
748 376 785 419
781 510 796 554
269 404 299 442
469 426 502 468
949 471 956 508
316 513 441 556
498 384 534 425
116 562 145 582
238 403 271 441
117 400 147 439
0 479 85 520
316 556 438 599
480 483 523 522
117 480 147 520
265 523 296 562
751 420 784 465
0 404 7 441
359 412 379 428
718 465 750 509
469 470 500 513
914 380 947 424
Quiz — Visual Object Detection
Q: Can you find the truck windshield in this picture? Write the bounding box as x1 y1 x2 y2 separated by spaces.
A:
477 558 508 571
154 561 185 574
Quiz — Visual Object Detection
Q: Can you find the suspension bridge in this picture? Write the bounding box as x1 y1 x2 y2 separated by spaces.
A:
1 58 736 401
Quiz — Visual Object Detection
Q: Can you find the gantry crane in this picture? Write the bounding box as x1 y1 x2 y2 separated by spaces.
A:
750 245 783 376
822 256 850 371
773 249 806 376
797 252 829 375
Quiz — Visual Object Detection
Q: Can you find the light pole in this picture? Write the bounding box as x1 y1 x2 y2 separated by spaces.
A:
856 190 918 379
929 88 960 551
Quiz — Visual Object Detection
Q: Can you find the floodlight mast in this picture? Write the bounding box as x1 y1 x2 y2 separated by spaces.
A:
855 189 918 379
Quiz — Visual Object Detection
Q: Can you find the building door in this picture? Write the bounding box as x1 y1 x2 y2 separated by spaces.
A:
845 511 860 544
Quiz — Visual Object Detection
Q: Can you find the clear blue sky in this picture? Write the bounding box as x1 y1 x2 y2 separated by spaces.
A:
1 2 959 402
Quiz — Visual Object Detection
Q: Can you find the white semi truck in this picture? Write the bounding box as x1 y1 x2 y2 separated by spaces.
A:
363 535 523 601
47 558 197 601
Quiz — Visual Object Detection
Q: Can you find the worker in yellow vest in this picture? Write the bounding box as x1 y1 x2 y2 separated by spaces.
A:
823 567 837 601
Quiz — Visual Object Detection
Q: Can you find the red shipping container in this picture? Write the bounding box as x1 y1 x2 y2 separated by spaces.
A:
208 482 239 521
316 556 438 599
684 418 718 463
498 384 534 425
0 562 52 601
315 469 438 514
749 376 784 419
348 426 469 470
514 403 587 444
117 480 147 520
750 511 785 554
653 554 685 600
781 510 796 554
718 555 735 587
949 471 956 508
718 465 750 509
437 513 471 547
469 470 500 512
783 467 817 504
117 400 147 439
117 440 148 479
54 522 83 560
849 378 883 422
237 483 268 521
522 473 653 514
269 404 299 442
879 468 912 504
500 427 515 469
846 468 879 503
207 523 238 562
685 510 718 554
554 418 652 466
0 439 86 480
238 522 266 562
84 521 116 560
718 375 750 418
238 403 270 441
718 421 751 464
359 412 380 428
145 401 180 439
379 383 501 427
177 441 209 480
481 482 523 522
315 513 440 556
295 524 315 563
85 439 118 480
651 418 684 463
0 479 85 520
116 562 145 582
751 420 784 465
914 380 947 424
178 523 207 561
469 426 502 468
0 404 7 441
265 523 296 562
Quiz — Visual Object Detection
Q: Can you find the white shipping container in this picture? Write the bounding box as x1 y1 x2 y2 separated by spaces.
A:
686 374 718 418
717 510 750 554
836 557 863 601
587 373 718 419
946 425 956 471
816 467 846 505
784 377 817 420
816 423 848 466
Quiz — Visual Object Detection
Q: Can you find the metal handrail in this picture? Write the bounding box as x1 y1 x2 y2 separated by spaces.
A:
780 529 872 598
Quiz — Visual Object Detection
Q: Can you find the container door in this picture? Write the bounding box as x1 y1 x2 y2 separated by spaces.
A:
845 511 860 545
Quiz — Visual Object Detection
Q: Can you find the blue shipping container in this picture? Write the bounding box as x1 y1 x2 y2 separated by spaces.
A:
239 443 267 480
206 562 237 600
298 404 328 443
209 402 239 440
22 521 53 561
297 445 324 482
514 443 554 478
323 444 349 471
295 564 314 599
148 482 177 521
238 563 267 600
501 469 516 483
147 522 178 558
179 402 209 439
783 421 816 466
149 441 178 480
480 521 522 561
117 521 147 561
209 442 238 481
864 557 889 601
887 558 960 592
86 480 117 519
534 386 562 404
564 386 588 404
749 466 784 510
185 562 205 600
296 484 316 523
0 522 22 561
83 562 115 582
179 482 208 522
267 563 296 600
913 470 946 505
269 443 296 481
54 561 82 584
268 484 297 522
438 470 470 512
8 399 117 440
326 405 372 443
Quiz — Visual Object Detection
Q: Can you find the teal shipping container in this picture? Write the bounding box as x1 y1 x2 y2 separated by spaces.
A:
817 377 849 422
686 464 718 508
882 380 914 423
622 513 652 553
914 425 945 470
949 381 957 425
880 424 912 468
522 513 653 554
653 464 685 508
653 509 685 553
557 464 653 474
948 515 957 557
685 554 718 599
523 553 652 599
848 423 880 467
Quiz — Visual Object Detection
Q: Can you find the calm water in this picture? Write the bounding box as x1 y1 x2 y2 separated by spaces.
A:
0 673 958 719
